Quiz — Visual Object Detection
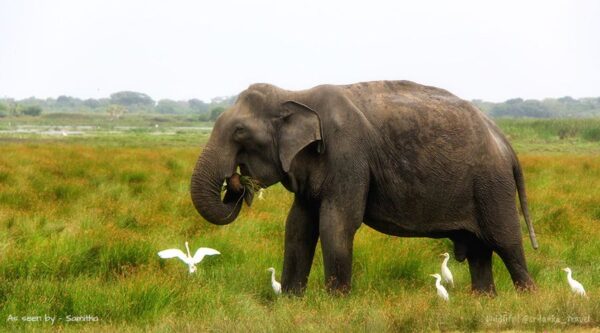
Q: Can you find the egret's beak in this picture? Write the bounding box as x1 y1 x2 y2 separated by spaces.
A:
562 268 568 272
429 274 436 278
439 254 445 257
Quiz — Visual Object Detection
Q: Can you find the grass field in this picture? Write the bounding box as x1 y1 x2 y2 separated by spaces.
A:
0 118 599 331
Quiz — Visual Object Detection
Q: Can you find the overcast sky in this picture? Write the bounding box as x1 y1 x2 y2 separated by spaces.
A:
1 0 598 102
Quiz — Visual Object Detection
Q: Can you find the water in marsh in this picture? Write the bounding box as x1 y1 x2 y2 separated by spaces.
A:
0 125 213 136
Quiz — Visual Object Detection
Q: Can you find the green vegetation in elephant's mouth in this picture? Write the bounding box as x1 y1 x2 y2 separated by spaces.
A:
221 173 262 206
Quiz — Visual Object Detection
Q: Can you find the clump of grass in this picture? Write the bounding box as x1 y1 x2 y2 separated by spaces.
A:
165 159 181 173
538 207 572 234
221 173 262 206
117 215 142 229
590 207 600 221
99 241 153 278
582 127 600 142
0 171 11 184
0 192 33 210
121 171 148 184
52 184 81 201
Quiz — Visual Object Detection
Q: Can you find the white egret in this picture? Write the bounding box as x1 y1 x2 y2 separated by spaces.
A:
258 189 265 200
562 267 586 297
440 252 454 287
267 267 282 295
158 241 220 274
429 273 449 301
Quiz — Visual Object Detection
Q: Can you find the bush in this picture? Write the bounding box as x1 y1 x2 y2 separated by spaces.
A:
582 127 600 142
209 106 226 121
22 105 43 116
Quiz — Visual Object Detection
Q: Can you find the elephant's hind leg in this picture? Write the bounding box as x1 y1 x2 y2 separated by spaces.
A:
473 177 535 292
494 241 536 291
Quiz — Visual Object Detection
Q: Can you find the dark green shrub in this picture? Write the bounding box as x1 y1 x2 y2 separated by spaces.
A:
582 127 600 142
22 105 43 116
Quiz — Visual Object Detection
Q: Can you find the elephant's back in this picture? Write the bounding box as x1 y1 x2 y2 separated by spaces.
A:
339 80 488 153
341 80 455 96
334 80 511 172
339 80 469 114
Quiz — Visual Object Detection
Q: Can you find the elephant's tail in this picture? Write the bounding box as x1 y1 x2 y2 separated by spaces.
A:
513 160 539 249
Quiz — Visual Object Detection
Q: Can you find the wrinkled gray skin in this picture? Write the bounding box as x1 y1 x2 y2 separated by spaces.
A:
190 80 538 295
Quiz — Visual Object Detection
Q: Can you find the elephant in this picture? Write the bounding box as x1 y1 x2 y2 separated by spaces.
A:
190 80 538 295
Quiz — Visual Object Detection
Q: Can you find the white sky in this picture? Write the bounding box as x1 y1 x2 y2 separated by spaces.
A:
0 0 598 102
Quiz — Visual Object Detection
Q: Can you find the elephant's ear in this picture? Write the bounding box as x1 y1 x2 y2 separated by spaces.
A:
279 101 325 173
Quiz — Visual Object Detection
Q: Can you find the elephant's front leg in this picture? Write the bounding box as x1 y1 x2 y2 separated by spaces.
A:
319 194 365 294
281 197 319 295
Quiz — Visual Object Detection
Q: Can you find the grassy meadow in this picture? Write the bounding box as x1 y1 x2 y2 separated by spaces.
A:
0 118 599 331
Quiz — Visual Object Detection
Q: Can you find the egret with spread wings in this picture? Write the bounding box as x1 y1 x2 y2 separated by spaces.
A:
158 241 220 273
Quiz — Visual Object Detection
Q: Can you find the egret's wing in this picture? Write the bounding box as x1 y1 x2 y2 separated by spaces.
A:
574 281 586 295
442 289 450 301
442 267 453 281
438 286 450 301
273 280 282 295
191 247 221 263
158 249 188 262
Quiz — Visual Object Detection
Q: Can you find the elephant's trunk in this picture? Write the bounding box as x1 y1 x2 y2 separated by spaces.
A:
190 143 243 225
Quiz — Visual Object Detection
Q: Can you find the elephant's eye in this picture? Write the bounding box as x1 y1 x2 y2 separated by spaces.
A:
233 125 247 139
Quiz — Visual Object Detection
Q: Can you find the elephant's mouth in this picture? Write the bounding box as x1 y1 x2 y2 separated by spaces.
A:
222 164 261 207
239 164 253 182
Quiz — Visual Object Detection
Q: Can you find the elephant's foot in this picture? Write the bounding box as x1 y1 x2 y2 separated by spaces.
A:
325 276 352 295
471 282 497 296
282 284 306 296
281 270 310 296
514 279 536 292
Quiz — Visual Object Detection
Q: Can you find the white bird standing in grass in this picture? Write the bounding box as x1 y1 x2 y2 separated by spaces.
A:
429 273 449 301
267 267 282 295
440 252 454 288
157 242 220 274
562 267 586 297
257 188 265 200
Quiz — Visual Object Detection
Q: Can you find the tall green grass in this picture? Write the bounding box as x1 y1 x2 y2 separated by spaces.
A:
497 118 600 153
0 123 599 331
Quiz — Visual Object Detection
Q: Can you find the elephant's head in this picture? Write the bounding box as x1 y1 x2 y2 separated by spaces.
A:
190 84 324 225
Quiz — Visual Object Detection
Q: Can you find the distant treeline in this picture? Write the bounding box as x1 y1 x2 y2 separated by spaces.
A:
2 91 600 119
473 97 600 118
0 91 237 121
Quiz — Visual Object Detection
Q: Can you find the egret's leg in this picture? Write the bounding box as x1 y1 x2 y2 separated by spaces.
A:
281 197 319 295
